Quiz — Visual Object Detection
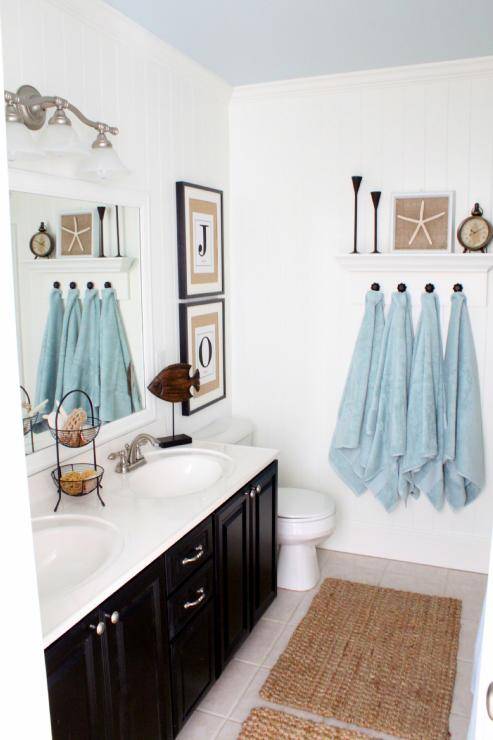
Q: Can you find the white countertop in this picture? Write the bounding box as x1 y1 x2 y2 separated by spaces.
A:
29 440 278 648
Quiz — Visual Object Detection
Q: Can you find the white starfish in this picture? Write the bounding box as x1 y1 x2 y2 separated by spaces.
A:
62 216 91 253
397 200 446 246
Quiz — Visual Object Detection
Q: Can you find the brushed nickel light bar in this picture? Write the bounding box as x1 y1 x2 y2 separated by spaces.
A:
4 83 127 178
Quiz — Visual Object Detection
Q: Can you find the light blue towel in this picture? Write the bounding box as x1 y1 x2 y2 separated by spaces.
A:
67 288 101 416
329 290 385 495
35 287 64 414
100 287 142 422
443 292 485 508
55 287 81 404
402 292 446 510
365 291 414 511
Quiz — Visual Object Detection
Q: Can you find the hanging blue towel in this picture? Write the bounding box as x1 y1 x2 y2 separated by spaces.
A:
67 288 101 416
100 287 142 422
55 287 81 404
329 290 385 495
402 292 446 510
35 287 64 414
365 291 414 511
443 292 485 508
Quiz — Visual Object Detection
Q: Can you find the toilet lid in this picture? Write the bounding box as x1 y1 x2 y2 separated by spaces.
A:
278 487 336 521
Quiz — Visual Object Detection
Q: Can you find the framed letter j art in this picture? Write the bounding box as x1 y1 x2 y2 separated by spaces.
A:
179 299 226 415
176 181 224 299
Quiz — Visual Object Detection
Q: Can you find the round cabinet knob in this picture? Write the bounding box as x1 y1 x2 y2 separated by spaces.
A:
487 681 493 720
90 621 106 636
250 487 255 498
105 611 120 625
256 484 262 494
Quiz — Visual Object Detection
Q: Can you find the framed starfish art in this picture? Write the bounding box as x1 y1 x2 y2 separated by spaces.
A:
57 210 98 257
391 192 453 253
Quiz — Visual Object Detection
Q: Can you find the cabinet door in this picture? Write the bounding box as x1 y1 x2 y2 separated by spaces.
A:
251 462 278 626
170 600 215 735
103 558 173 740
215 488 251 671
45 609 107 740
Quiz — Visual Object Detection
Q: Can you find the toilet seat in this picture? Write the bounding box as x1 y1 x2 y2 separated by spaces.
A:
278 487 335 522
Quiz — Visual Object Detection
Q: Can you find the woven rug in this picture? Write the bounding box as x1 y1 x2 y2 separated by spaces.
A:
260 578 461 740
239 707 372 739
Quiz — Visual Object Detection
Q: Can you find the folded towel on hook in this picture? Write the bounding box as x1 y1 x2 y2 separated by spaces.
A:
402 292 446 510
55 287 81 404
329 289 385 495
365 291 414 511
100 287 142 422
67 288 101 416
443 291 485 508
35 287 64 415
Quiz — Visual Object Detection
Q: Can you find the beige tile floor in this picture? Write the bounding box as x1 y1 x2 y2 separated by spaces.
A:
177 549 487 740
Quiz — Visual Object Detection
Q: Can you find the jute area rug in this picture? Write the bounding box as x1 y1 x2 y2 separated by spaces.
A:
260 578 461 740
239 707 372 739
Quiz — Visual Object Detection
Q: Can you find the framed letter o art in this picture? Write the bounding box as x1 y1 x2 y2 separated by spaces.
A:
176 181 224 298
179 299 226 415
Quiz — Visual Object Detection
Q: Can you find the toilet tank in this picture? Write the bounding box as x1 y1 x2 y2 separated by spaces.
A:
195 416 254 446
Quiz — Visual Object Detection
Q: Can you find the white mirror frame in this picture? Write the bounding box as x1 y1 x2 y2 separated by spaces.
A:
9 169 156 476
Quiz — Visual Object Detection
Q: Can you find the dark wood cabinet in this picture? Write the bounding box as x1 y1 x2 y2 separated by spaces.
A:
170 600 215 735
45 609 106 740
45 461 277 739
103 558 173 740
216 461 278 672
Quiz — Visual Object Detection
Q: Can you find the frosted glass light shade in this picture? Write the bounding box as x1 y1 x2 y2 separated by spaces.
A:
78 145 129 180
6 120 43 161
39 122 88 158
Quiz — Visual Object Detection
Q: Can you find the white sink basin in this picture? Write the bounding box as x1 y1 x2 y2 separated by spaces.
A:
128 448 234 498
32 515 124 600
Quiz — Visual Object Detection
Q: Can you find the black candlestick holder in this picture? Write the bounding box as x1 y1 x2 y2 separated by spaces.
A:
371 191 381 254
351 176 363 254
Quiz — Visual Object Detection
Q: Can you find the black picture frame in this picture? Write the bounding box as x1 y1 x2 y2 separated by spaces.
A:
176 181 224 299
179 298 226 415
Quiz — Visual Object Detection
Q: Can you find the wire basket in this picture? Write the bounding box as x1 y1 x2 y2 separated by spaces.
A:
23 412 40 437
49 417 101 448
51 463 104 497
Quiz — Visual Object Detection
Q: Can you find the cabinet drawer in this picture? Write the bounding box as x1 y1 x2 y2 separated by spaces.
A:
165 517 213 594
168 559 214 639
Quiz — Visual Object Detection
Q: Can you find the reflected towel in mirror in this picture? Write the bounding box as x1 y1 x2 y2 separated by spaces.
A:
35 287 64 417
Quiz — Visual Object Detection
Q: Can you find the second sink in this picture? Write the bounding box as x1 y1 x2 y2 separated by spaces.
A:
128 448 234 498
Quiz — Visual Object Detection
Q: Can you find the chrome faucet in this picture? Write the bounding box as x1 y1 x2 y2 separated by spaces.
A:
108 432 160 473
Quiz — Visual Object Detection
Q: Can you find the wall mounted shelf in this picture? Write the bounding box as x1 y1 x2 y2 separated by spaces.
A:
23 256 134 274
335 253 493 274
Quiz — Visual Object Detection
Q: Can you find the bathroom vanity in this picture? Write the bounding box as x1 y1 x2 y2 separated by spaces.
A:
37 446 278 739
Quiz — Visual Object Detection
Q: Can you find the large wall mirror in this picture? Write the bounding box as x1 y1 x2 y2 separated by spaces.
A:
9 172 155 474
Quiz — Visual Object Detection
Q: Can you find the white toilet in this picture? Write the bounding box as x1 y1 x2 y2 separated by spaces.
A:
196 416 337 591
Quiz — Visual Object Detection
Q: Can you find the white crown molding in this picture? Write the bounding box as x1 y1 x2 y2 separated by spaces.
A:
232 56 493 102
335 252 493 274
45 0 232 101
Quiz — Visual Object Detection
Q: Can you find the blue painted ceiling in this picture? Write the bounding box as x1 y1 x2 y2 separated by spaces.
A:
104 0 493 85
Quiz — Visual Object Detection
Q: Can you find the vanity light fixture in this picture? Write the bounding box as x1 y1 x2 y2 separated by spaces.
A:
4 84 127 178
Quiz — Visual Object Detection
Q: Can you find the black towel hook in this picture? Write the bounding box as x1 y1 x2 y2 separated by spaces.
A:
453 283 463 292
425 283 435 293
397 283 407 292
104 281 112 288
69 281 77 289
53 281 60 289
371 282 380 291
87 281 94 289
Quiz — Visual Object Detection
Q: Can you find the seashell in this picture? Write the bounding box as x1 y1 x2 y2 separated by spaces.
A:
43 401 67 428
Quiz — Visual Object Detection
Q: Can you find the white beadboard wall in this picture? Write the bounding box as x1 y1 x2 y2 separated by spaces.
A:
230 59 493 572
0 0 232 444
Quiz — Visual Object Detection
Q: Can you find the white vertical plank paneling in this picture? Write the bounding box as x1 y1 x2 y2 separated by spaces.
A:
42 2 66 95
469 76 493 219
18 0 46 90
402 83 425 191
381 85 405 251
424 82 449 190
0 0 21 89
62 11 85 108
447 77 471 245
81 25 102 122
100 37 118 125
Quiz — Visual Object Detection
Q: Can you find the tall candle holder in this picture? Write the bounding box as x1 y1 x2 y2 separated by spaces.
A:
371 191 381 254
351 176 363 254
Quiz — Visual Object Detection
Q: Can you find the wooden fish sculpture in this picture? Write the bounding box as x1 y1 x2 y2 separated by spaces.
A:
147 363 200 403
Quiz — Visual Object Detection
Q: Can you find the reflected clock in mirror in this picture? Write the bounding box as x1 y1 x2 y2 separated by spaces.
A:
10 189 145 456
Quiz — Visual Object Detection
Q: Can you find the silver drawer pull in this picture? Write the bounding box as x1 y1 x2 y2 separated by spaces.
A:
183 587 206 610
181 543 204 565
487 681 493 720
